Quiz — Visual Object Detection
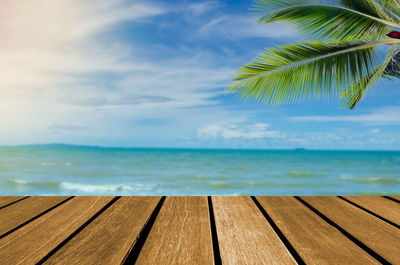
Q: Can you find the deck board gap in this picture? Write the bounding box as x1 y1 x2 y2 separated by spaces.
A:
338 196 400 229
0 196 30 210
295 197 391 265
208 197 222 265
122 196 166 265
36 196 120 265
0 196 74 240
251 196 306 265
383 196 400 204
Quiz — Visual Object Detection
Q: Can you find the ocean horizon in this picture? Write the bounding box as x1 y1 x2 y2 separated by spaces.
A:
4 143 400 151
1 144 399 196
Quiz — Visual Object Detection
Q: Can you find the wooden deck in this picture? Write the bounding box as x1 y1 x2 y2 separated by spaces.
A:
0 196 399 265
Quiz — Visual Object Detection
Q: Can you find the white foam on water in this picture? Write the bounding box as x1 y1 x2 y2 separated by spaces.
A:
59 182 155 193
340 174 354 180
6 179 59 187
10 179 30 184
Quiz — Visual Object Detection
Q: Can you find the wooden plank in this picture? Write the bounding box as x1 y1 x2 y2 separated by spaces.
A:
343 196 400 226
301 196 400 264
256 196 379 265
212 196 296 265
43 197 161 265
0 196 27 208
0 196 114 265
136 196 214 265
0 196 70 236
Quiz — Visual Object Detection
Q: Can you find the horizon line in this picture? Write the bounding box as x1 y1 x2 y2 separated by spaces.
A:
0 143 399 152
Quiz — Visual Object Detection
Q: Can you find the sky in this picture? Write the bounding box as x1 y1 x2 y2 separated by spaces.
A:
1 0 400 150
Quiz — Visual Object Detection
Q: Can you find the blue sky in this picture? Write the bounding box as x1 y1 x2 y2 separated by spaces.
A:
1 0 400 150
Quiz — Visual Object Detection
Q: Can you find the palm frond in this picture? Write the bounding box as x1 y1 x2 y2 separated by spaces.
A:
377 0 400 22
340 47 398 108
227 40 397 106
254 0 398 41
340 0 391 21
383 49 400 79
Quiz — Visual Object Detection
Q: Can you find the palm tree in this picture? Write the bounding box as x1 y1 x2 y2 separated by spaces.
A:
228 0 400 109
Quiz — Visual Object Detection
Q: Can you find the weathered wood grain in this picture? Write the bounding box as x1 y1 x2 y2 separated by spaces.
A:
212 196 296 265
0 196 398 264
0 196 113 265
301 196 400 264
0 196 70 237
256 196 379 265
343 196 400 226
43 197 161 265
136 196 214 265
0 197 27 208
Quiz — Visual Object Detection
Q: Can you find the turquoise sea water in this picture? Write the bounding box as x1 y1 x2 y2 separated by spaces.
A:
0 145 399 196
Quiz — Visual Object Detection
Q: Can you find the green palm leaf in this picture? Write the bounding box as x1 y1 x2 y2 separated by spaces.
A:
383 48 400 79
341 47 400 108
378 0 400 20
254 0 398 41
228 40 396 105
340 0 392 21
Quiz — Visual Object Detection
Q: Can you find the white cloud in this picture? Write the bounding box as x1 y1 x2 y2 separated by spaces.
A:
196 123 400 150
0 0 167 133
63 95 175 107
198 123 281 140
290 106 400 125
198 15 297 39
287 131 400 150
186 1 220 16
0 1 164 47
0 0 165 85
49 125 87 131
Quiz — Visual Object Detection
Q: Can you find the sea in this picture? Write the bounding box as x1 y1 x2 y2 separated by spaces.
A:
0 145 399 196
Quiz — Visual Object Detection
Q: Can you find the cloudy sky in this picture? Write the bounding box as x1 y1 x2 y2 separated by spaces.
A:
1 0 400 150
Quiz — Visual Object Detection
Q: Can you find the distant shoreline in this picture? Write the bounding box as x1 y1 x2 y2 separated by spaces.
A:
0 143 399 152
